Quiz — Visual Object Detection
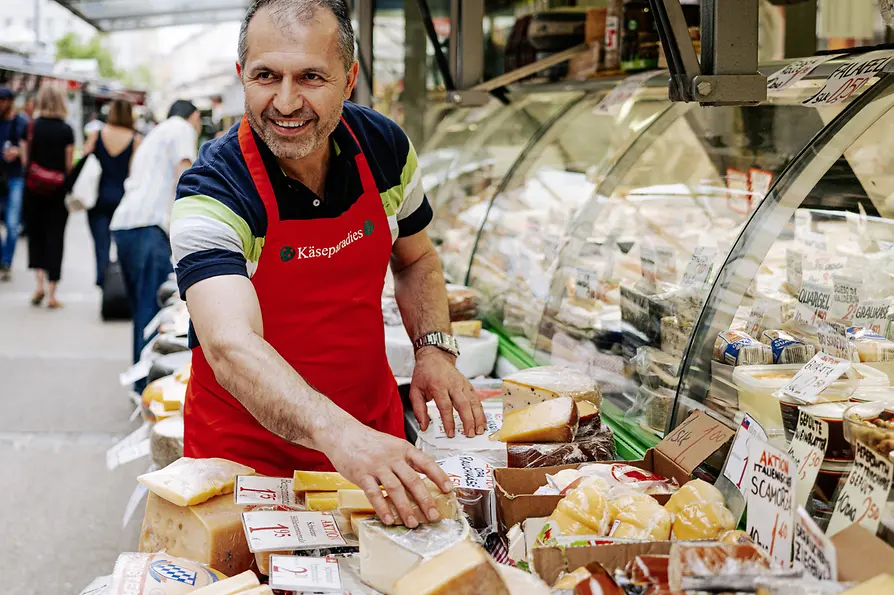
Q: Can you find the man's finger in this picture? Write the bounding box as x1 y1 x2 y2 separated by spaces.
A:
408 384 430 431
449 388 476 438
433 389 455 438
359 476 393 526
394 462 439 522
379 468 419 528
467 385 488 435
407 447 453 493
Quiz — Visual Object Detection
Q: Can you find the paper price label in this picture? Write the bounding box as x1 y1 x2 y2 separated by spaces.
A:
119 359 152 387
574 269 597 300
269 555 342 592
831 275 861 321
722 414 769 492
745 439 794 567
749 168 774 201
827 441 894 537
803 54 894 106
794 507 837 580
786 248 803 293
660 409 734 474
106 423 151 470
242 511 347 553
797 280 832 325
768 56 838 92
681 245 717 288
437 454 494 491
787 411 829 508
640 243 658 292
604 15 619 50
122 481 150 529
419 400 503 452
594 70 658 115
854 299 892 335
142 310 162 340
746 299 773 338
774 352 851 405
235 476 300 508
817 320 850 360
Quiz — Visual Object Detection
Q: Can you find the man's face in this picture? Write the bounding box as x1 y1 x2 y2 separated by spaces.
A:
239 7 357 161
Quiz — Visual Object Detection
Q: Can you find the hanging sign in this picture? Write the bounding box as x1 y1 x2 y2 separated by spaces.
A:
767 55 838 92
803 53 894 106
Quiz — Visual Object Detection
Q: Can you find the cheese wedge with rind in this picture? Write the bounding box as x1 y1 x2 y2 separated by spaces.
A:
292 471 358 493
337 479 459 523
190 570 260 594
393 541 509 595
502 366 601 414
138 457 255 507
491 396 578 443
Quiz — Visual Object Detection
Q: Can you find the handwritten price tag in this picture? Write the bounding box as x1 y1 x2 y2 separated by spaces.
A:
787 410 829 507
827 441 894 537
774 352 851 405
803 53 894 106
787 248 803 294
241 511 346 553
659 409 734 474
831 275 861 321
680 245 718 288
269 555 342 592
794 507 837 580
797 280 832 325
235 476 300 508
723 414 769 492
119 359 151 387
746 299 773 338
817 320 850 359
745 439 795 567
437 454 494 491
767 56 838 92
640 243 658 293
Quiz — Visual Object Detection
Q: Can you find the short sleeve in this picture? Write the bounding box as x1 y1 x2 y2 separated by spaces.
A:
174 121 199 164
394 133 433 237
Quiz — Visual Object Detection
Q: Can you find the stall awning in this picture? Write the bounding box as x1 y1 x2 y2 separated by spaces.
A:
53 0 251 31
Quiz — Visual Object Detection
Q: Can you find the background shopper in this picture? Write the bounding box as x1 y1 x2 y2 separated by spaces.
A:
0 86 28 281
23 85 74 309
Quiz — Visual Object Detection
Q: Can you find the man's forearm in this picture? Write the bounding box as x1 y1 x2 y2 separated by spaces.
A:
203 329 354 450
393 250 451 342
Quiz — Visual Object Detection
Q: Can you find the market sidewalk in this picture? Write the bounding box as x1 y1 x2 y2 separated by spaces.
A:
0 211 143 593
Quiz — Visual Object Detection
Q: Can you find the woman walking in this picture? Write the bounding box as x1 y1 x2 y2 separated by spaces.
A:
82 99 140 287
23 85 74 309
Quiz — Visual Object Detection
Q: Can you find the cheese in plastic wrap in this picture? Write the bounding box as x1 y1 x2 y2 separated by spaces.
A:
607 491 671 540
540 463 679 497
668 542 794 592
849 326 894 362
713 330 773 366
506 425 617 468
548 478 611 536
137 457 255 506
760 329 816 364
108 552 227 594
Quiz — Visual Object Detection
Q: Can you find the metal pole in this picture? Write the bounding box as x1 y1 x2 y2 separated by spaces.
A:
403 0 427 145
784 0 817 58
354 0 374 107
448 0 483 90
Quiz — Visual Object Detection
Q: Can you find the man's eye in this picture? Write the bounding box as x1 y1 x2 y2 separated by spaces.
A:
305 73 322 81
257 72 273 80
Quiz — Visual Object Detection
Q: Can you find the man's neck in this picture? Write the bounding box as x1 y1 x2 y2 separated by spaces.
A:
277 140 332 198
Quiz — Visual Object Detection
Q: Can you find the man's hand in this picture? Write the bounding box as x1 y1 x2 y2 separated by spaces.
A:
322 421 453 528
409 347 486 438
2 146 18 162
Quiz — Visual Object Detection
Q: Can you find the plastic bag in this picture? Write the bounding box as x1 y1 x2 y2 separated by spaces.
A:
108 552 226 594
137 457 255 506
668 542 798 592
506 425 618 468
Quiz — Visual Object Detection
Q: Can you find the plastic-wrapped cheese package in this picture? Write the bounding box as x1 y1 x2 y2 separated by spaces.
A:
667 542 796 592
670 500 736 540
540 463 679 497
547 478 611 536
607 491 671 540
760 329 816 364
446 284 479 321
108 552 226 594
506 425 617 468
137 457 255 506
714 331 773 366
849 326 894 362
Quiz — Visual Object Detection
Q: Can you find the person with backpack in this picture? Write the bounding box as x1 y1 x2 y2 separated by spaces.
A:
22 85 74 308
0 86 29 281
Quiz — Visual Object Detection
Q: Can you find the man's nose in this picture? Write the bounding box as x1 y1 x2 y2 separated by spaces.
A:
273 78 305 116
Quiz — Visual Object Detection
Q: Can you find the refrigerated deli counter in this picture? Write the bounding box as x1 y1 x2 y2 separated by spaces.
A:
421 49 894 538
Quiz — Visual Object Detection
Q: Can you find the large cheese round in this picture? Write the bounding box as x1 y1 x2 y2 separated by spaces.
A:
671 501 736 540
384 325 498 378
664 479 725 515
609 494 671 541
498 564 550 594
151 415 184 469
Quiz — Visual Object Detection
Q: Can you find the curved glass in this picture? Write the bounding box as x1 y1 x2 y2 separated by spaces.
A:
534 65 873 448
429 90 584 283
466 83 673 358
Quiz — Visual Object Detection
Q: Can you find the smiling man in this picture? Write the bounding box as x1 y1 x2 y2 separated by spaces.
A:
170 0 486 527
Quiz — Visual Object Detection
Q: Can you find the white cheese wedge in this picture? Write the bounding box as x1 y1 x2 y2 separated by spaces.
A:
393 541 509 595
502 366 600 414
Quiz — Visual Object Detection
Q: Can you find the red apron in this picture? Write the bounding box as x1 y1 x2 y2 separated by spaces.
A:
184 115 405 477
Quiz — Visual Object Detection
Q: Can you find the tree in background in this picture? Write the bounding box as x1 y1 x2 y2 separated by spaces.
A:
55 33 120 80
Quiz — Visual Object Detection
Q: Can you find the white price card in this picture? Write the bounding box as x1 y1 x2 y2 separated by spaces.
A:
745 439 795 567
786 248 803 293
794 210 812 239
680 245 717 288
242 511 347 553
817 320 850 359
827 440 894 537
574 268 596 300
746 299 773 338
767 55 838 92
142 309 162 340
787 410 829 508
722 414 769 492
797 280 832 325
854 299 892 335
419 399 503 452
803 53 894 106
269 555 342 592
749 168 774 201
106 422 151 470
640 242 658 292
831 275 861 321
794 507 837 581
122 481 150 528
119 359 152 387
437 454 494 491
594 70 660 115
235 475 300 508
773 352 851 405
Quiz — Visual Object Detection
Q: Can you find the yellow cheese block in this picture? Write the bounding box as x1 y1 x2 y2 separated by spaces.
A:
351 512 375 535
338 480 459 524
138 457 255 507
236 588 273 595
549 478 610 536
393 541 510 595
255 550 291 576
338 489 375 516
609 494 671 540
292 470 358 493
552 567 592 589
665 479 725 515
841 574 894 594
490 396 579 443
451 320 482 338
671 501 736 540
190 570 260 594
305 491 339 511
139 492 254 577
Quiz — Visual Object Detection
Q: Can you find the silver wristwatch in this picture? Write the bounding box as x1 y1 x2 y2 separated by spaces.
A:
413 331 460 357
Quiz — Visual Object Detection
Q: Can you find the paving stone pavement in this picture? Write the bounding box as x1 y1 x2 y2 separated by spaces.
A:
0 211 144 593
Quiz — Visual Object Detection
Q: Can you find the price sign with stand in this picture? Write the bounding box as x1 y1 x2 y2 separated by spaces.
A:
235 476 300 508
745 439 795 567
787 410 829 508
831 274 861 321
269 555 342 592
827 441 894 537
242 511 347 553
803 53 894 106
817 320 850 359
722 414 769 492
437 454 494 491
794 507 837 580
773 352 851 405
680 245 718 288
660 409 734 473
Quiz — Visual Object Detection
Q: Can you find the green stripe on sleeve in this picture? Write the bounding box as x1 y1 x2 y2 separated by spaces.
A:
171 195 263 262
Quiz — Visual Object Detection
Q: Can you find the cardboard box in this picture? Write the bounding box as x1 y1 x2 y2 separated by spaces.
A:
832 524 894 583
585 8 607 44
494 410 734 532
533 541 672 586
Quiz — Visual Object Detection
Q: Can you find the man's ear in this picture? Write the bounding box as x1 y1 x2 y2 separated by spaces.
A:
235 62 242 78
344 61 359 100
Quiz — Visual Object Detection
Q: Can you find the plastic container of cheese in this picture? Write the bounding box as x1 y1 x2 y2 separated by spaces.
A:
731 363 888 439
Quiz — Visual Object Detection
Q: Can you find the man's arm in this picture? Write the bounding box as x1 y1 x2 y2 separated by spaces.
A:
186 274 451 527
391 231 487 438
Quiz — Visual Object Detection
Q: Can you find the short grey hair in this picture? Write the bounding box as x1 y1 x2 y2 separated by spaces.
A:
238 0 356 72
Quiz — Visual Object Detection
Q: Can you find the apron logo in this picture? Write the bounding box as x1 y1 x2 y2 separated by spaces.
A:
280 246 296 262
363 220 375 236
